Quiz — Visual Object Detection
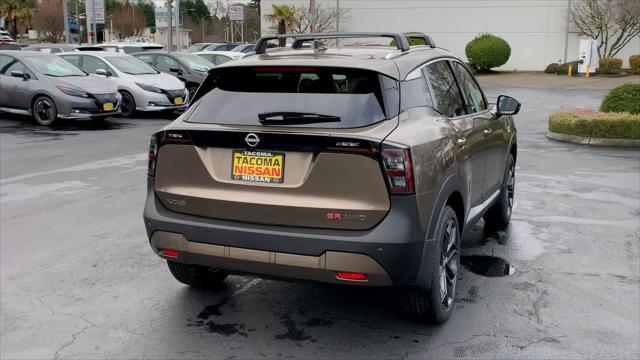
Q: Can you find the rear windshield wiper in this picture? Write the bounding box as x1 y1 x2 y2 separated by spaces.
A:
258 112 341 125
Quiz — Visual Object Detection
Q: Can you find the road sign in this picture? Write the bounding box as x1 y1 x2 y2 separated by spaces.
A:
229 5 244 21
86 0 105 24
155 7 168 28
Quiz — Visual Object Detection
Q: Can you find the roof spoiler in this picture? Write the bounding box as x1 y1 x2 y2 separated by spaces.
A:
405 33 437 48
254 32 413 54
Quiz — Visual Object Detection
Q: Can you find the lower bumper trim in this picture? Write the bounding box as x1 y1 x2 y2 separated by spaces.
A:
151 231 393 286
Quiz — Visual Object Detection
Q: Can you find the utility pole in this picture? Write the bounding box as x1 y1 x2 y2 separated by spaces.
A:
63 0 71 44
75 0 80 44
167 0 173 52
309 0 316 32
336 0 340 32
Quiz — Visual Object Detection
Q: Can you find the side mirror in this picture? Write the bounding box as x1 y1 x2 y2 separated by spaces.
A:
494 95 521 117
11 70 29 80
169 67 183 75
95 68 110 76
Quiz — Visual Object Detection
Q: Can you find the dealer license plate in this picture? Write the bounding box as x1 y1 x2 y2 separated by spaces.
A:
231 150 285 183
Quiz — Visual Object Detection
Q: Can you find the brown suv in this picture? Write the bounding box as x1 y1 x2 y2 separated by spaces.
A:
143 33 520 323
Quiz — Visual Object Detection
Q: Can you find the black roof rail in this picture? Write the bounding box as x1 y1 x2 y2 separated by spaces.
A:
405 33 437 48
254 32 411 54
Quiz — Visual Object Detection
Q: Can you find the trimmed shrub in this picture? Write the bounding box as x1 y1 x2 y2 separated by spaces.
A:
465 33 511 72
549 111 640 139
600 83 640 114
598 58 623 75
556 61 578 76
630 55 640 75
544 63 561 74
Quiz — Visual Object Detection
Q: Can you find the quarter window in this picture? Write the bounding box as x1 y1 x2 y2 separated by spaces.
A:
424 61 465 118
452 62 486 114
156 55 181 72
82 56 109 74
0 55 12 73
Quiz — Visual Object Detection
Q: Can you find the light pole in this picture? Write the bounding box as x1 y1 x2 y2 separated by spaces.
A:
167 0 173 52
180 7 195 50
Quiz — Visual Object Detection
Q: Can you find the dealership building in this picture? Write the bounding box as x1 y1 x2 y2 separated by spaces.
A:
261 0 640 71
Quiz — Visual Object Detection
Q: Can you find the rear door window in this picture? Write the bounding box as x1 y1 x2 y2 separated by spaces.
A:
189 66 399 128
451 62 486 114
61 55 81 67
82 56 109 74
156 55 181 72
424 61 465 118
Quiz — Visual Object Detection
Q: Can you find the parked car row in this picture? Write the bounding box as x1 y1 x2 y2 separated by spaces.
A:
0 46 245 125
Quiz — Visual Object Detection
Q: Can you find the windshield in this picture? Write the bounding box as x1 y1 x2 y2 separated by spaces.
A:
188 66 399 129
175 54 214 72
106 56 157 75
24 55 86 77
186 44 207 53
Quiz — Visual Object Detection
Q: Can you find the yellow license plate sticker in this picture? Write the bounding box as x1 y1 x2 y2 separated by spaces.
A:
232 150 285 183
174 97 183 105
103 102 114 111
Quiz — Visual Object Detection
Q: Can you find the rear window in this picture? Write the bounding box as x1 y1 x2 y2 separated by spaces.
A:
188 66 399 128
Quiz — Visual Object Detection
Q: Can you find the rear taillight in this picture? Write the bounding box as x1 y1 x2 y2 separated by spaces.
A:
148 134 158 176
148 131 192 177
381 144 414 194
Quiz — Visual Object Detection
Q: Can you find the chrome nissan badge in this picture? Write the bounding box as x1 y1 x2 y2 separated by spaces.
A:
245 133 260 147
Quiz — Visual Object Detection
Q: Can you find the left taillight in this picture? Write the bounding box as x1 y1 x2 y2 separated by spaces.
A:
148 130 192 177
381 144 414 195
148 133 158 176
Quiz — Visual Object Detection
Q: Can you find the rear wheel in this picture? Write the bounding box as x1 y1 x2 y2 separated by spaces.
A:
483 153 515 229
119 91 135 117
167 261 228 290
400 205 460 323
31 96 57 126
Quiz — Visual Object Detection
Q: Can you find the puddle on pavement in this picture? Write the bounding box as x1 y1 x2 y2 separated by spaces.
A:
461 255 516 277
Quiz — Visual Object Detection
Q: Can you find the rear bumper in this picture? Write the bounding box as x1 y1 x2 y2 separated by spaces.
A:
143 178 427 287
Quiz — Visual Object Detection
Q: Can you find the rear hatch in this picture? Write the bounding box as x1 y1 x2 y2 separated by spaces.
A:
151 65 407 230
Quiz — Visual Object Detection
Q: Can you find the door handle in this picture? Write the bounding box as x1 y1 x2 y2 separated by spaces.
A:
483 128 493 137
456 138 467 148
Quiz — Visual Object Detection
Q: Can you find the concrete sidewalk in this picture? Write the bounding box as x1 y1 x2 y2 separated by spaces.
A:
476 71 639 90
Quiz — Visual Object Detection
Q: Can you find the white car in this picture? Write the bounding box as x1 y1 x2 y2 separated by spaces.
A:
193 51 244 66
0 30 16 44
58 51 188 117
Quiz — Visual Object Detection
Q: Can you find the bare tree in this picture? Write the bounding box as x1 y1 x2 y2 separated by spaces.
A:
570 0 640 58
31 0 65 43
290 3 348 34
111 5 146 39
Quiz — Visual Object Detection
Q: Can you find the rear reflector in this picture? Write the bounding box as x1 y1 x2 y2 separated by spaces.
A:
381 144 414 194
160 249 179 258
336 271 368 281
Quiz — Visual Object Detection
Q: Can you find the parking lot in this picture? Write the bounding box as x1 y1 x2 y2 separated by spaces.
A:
1 76 639 359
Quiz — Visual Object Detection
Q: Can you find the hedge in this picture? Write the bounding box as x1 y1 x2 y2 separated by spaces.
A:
465 33 511 72
600 83 640 115
630 55 640 75
599 58 623 75
544 63 561 74
556 61 579 76
549 111 640 139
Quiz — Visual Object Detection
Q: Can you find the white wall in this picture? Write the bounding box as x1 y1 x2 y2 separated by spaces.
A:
261 0 640 71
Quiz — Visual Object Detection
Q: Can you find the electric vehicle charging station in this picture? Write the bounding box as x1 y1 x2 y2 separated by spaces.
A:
578 39 598 74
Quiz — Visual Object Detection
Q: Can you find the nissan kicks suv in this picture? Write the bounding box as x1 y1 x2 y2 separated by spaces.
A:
143 33 520 323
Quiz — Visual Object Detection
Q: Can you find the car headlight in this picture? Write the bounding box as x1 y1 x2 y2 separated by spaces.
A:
57 86 89 98
136 83 164 93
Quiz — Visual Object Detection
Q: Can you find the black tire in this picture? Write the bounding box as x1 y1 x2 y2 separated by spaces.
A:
399 205 460 323
167 261 228 290
31 96 57 126
119 91 136 117
483 153 515 229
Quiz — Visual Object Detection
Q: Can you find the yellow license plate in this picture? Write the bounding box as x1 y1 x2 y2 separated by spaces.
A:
231 150 285 184
103 102 114 111
174 97 183 105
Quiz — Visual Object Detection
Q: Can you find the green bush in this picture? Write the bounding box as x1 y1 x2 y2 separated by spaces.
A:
630 55 640 75
556 61 579 75
598 58 623 75
549 111 640 139
465 33 511 72
600 83 640 114
544 63 561 74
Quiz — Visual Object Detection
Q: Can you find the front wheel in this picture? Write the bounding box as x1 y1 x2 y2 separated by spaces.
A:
483 153 515 229
31 96 57 126
167 261 228 290
399 205 460 323
119 91 136 117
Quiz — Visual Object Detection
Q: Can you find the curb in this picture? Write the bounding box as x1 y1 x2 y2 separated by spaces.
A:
546 131 640 147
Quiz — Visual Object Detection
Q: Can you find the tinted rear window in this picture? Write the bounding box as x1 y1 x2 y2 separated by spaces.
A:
188 66 399 128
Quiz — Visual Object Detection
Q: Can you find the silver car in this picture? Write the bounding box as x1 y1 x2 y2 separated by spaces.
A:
0 50 121 126
58 51 188 117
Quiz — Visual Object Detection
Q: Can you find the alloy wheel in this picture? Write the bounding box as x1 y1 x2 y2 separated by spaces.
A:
506 165 515 216
34 98 55 124
439 218 458 310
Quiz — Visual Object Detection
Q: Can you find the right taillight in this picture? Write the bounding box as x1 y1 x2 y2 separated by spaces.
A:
148 133 158 177
381 144 414 194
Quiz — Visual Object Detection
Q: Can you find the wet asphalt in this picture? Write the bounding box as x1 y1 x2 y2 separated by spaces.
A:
1 83 639 359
